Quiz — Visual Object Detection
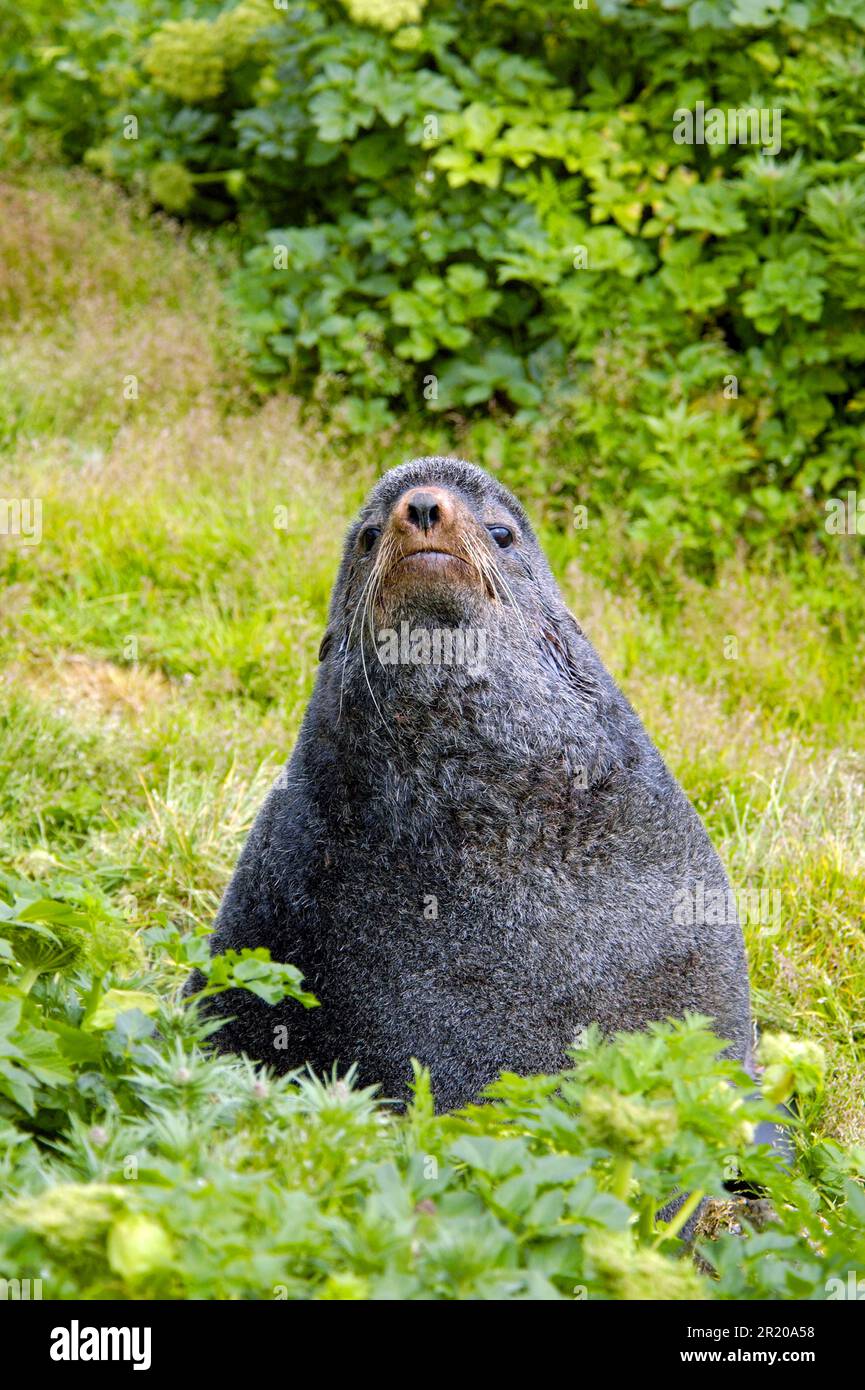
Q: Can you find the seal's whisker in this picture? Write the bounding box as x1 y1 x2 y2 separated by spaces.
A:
343 531 393 660
358 606 388 728
463 531 533 645
338 552 389 722
355 531 400 728
462 533 499 596
365 532 396 664
458 533 497 601
340 569 375 680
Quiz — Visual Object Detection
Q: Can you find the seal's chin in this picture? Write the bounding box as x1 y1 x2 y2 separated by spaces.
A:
378 547 485 625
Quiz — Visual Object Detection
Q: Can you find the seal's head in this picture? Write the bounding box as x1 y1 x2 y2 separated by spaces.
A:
318 457 585 712
324 456 557 624
355 459 528 609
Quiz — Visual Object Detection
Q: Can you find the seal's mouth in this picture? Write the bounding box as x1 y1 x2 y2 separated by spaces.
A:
375 528 501 606
385 544 485 599
394 548 473 573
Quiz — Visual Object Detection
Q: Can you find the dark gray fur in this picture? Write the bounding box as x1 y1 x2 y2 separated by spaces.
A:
190 457 752 1110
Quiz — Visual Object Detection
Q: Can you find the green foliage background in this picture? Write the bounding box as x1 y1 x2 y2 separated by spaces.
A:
2 2 865 1302
3 0 865 566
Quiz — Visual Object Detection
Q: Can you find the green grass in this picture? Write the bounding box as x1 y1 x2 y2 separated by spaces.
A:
1 168 864 1299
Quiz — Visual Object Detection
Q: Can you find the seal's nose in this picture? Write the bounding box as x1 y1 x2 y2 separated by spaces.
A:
393 486 455 536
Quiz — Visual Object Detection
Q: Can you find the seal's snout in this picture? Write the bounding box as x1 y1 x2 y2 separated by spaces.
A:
384 483 479 589
392 486 455 538
365 470 507 607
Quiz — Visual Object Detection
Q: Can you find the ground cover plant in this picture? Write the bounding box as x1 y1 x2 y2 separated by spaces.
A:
0 166 863 1299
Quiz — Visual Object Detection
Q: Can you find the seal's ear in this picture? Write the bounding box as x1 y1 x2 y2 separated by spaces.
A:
318 628 334 661
537 598 589 691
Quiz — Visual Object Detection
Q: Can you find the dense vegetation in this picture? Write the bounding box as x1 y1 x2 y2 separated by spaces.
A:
3 0 865 566
2 891 858 1299
0 1 863 1300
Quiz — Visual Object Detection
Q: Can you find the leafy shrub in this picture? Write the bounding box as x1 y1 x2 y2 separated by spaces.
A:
1 868 864 1300
3 0 865 567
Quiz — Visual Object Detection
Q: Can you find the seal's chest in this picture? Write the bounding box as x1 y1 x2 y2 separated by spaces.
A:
319 834 583 979
344 739 593 869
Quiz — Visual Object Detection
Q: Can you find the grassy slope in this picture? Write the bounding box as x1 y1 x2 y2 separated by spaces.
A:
1 168 863 1151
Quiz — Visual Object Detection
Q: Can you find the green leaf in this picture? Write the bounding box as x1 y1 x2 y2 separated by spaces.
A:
84 989 161 1033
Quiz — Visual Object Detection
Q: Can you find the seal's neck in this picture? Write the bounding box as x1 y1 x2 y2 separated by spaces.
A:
313 616 617 809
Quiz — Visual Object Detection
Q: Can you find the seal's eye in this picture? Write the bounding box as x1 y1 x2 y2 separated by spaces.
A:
359 525 381 553
488 525 514 549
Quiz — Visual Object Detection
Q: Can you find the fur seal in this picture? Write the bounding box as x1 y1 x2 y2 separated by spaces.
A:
192 457 752 1110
